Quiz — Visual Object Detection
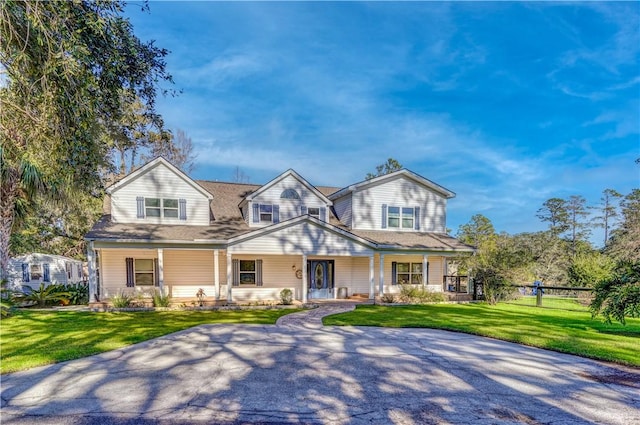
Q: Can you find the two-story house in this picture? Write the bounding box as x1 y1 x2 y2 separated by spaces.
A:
85 157 474 303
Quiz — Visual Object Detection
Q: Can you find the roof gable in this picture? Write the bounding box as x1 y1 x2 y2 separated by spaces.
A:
106 157 213 199
228 214 375 248
328 169 455 200
239 169 332 207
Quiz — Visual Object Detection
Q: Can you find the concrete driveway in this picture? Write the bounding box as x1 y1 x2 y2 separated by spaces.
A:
1 306 639 424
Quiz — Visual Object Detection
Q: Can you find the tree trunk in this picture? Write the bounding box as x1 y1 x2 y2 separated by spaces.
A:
0 168 19 281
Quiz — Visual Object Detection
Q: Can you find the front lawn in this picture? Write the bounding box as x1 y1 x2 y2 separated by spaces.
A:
323 303 640 366
0 308 298 374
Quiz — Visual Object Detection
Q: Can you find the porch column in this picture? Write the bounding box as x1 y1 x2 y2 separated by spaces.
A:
422 254 429 286
214 249 220 299
226 252 232 302
87 241 97 303
378 253 384 296
302 255 308 303
157 248 164 294
369 254 375 299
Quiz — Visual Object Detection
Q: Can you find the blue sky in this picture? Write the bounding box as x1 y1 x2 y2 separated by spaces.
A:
125 2 639 245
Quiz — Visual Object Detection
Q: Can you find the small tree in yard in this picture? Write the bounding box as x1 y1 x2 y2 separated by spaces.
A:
590 263 640 325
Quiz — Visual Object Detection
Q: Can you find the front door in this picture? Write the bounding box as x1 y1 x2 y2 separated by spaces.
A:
308 260 334 299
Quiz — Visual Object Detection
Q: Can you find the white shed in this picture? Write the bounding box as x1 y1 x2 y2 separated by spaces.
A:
6 253 85 291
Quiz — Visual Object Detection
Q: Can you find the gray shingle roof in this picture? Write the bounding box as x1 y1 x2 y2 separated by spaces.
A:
87 180 473 253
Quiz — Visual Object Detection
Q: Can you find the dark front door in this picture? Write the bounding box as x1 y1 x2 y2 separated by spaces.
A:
308 260 334 299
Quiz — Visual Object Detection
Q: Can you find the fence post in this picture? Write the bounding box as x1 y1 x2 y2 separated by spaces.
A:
536 288 542 307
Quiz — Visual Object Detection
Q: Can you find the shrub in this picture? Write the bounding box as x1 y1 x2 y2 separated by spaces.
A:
110 291 133 308
474 269 519 305
1 279 18 318
22 282 70 307
397 285 446 304
380 293 396 303
279 288 293 305
152 290 171 307
591 262 640 325
64 282 89 305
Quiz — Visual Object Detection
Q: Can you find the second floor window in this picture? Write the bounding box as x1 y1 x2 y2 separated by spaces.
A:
308 207 320 219
145 198 179 218
388 207 414 229
260 204 273 222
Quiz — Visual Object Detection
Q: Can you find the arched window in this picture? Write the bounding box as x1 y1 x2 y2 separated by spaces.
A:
280 189 300 199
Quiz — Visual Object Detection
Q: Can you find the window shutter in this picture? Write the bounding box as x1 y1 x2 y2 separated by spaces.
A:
22 263 30 282
154 259 159 287
273 204 280 223
43 264 50 282
320 207 327 222
252 203 260 223
256 259 263 286
126 258 134 287
381 204 388 229
414 206 420 230
391 262 397 285
136 197 145 218
301 205 308 215
232 259 240 286
179 198 187 220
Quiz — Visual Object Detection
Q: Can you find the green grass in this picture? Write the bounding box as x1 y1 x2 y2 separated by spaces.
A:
506 295 591 311
323 303 640 366
0 309 298 374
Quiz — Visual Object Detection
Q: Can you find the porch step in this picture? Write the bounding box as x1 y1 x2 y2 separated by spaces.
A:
348 293 370 300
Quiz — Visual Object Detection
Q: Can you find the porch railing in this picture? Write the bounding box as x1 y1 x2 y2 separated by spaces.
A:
443 275 469 293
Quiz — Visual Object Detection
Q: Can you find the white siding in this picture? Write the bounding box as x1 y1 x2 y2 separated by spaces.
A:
7 254 83 290
352 176 447 232
250 175 328 227
110 163 210 225
333 193 353 227
230 222 373 256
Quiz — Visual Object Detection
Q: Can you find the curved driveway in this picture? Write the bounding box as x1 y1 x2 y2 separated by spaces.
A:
2 305 639 424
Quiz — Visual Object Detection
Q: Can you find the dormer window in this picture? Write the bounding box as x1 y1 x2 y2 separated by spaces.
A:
308 207 320 219
280 189 300 199
382 204 420 230
260 204 273 222
138 197 187 220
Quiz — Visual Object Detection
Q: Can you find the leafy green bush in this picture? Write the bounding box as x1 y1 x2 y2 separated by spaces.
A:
64 282 89 305
591 262 640 325
152 290 171 307
568 253 615 288
22 282 70 307
1 279 18 318
474 269 519 305
398 285 446 304
110 291 133 308
279 288 293 305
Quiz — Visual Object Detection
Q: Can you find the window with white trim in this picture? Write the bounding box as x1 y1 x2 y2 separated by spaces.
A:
163 199 179 218
239 260 256 284
135 259 155 286
280 189 300 199
66 263 73 279
259 204 273 223
30 264 42 281
395 262 423 285
388 206 414 229
308 207 320 219
145 198 179 218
